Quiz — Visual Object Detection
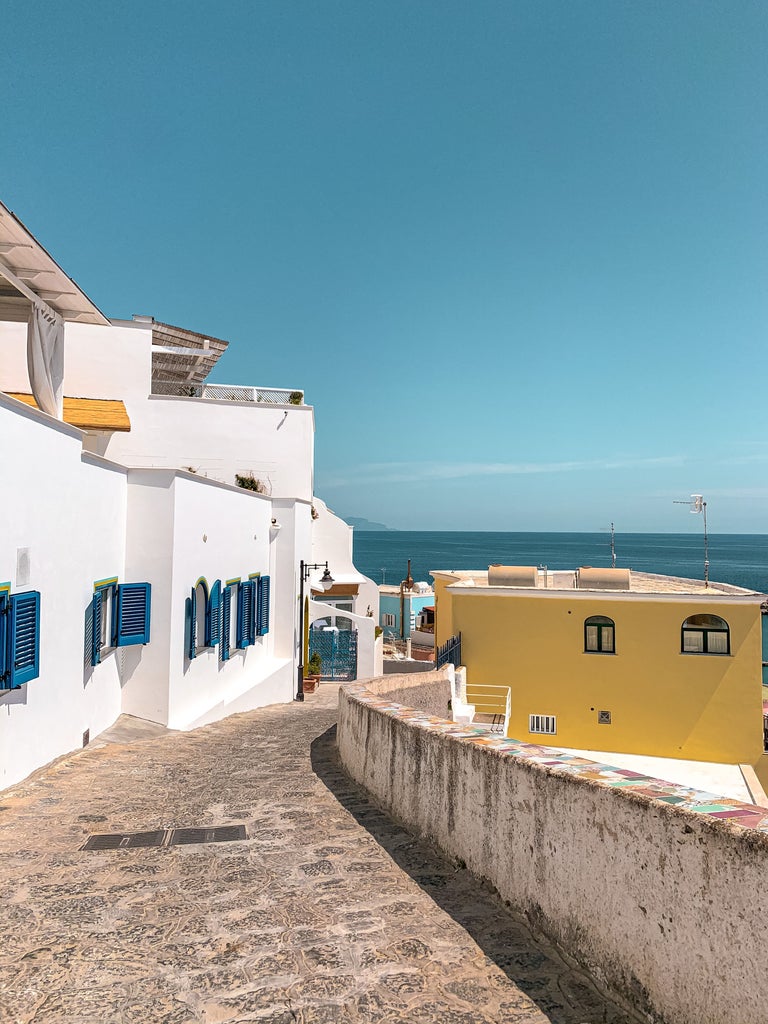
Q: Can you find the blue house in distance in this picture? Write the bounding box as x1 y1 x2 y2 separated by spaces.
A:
379 582 434 639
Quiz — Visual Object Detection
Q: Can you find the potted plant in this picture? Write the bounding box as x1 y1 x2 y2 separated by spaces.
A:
304 652 322 693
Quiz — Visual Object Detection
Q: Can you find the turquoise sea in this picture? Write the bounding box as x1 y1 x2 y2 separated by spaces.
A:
352 531 768 594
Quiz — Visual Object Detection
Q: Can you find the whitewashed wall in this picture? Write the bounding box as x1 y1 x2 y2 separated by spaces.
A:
310 497 379 619
122 470 296 731
0 395 128 790
0 320 315 500
107 396 314 501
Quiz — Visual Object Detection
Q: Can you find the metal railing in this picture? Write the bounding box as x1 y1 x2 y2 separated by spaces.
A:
435 631 462 670
151 381 304 405
466 683 512 734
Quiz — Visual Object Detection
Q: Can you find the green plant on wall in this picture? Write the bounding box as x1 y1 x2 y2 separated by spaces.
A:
235 472 268 494
289 391 303 405
307 651 322 676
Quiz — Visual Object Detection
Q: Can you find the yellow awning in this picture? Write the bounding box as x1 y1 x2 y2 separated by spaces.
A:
7 393 131 432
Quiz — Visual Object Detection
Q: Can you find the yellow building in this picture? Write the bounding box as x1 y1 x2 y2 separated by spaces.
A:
433 565 768 786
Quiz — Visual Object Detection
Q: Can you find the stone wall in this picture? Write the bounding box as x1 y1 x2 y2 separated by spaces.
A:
378 668 451 716
338 674 768 1024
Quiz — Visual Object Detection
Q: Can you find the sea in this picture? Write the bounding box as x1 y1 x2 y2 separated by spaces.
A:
352 531 768 595
354 532 768 676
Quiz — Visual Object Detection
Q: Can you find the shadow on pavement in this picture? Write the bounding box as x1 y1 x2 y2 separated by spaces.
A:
310 724 633 1024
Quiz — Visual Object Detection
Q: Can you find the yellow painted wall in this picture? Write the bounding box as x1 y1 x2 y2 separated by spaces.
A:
433 574 458 648
445 588 763 766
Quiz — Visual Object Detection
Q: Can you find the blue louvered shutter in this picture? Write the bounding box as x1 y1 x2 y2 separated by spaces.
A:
0 592 8 688
220 586 231 661
186 587 197 659
9 591 40 688
257 575 271 636
237 581 254 648
91 592 102 666
207 580 221 646
116 583 151 647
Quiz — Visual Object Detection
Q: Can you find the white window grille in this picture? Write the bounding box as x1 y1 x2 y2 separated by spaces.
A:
381 613 396 628
529 714 557 735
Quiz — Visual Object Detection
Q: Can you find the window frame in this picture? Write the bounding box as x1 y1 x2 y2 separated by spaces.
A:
584 615 616 655
92 578 118 666
681 614 730 656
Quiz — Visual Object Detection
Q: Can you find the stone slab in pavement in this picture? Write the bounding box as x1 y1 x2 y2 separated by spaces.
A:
0 686 636 1024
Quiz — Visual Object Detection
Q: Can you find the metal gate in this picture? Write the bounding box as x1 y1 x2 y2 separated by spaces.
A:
309 628 358 681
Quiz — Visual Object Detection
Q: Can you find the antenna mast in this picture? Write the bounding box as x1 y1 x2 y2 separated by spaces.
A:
673 494 709 587
610 521 616 569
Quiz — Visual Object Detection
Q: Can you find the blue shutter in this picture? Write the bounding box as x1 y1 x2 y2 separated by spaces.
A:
257 575 271 636
91 592 102 666
116 583 151 647
9 591 40 688
220 586 231 661
186 587 196 659
237 581 254 648
0 592 8 689
207 580 221 646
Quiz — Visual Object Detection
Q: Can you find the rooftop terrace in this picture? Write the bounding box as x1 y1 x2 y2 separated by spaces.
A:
432 566 763 598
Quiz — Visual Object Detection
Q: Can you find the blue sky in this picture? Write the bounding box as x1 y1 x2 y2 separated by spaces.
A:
4 1 767 531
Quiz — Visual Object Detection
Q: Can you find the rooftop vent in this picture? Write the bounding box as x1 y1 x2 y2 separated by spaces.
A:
488 565 539 588
576 567 630 591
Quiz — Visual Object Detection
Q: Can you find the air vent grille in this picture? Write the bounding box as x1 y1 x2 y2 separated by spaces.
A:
529 714 557 735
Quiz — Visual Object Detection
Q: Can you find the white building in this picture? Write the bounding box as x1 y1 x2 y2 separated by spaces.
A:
0 200 380 790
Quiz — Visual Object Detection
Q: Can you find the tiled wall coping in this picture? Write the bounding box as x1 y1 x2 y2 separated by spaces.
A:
344 678 768 838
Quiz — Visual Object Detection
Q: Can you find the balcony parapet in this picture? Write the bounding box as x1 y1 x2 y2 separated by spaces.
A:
152 381 304 405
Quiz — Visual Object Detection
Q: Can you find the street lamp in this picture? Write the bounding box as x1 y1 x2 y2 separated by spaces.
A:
296 560 334 701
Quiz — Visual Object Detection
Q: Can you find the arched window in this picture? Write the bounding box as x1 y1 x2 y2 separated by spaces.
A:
584 615 615 654
681 614 730 655
194 579 209 651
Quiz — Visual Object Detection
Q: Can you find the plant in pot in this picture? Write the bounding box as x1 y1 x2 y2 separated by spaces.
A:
304 652 322 693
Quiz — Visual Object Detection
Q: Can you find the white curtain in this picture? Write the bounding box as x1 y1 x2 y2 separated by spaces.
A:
27 303 64 418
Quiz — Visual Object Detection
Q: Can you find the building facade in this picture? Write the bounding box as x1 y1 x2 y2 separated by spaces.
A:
433 565 767 785
0 200 379 790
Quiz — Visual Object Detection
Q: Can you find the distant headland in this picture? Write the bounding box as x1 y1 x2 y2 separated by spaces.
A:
343 516 394 531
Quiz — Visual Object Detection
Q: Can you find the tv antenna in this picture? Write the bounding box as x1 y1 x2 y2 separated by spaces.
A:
600 522 616 567
380 567 387 585
673 494 709 587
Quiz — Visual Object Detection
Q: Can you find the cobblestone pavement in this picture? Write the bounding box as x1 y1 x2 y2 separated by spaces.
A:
0 688 636 1024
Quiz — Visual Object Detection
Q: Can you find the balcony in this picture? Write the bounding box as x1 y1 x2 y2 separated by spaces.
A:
151 382 304 405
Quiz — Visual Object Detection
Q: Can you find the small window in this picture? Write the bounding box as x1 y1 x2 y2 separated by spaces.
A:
236 579 256 649
382 613 396 628
0 589 41 689
256 575 271 636
681 614 730 655
584 615 615 654
529 714 557 735
220 582 238 661
92 581 151 666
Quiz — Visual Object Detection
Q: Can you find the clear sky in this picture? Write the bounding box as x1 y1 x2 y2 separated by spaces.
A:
3 1 767 532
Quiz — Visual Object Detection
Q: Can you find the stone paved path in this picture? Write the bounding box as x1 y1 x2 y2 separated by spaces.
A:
0 688 636 1024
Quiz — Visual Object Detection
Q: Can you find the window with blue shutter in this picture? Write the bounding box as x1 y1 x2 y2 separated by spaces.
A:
206 580 221 647
91 581 116 666
220 585 233 661
116 583 151 647
7 591 41 689
186 586 197 660
257 575 271 636
91 590 103 666
236 580 255 648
